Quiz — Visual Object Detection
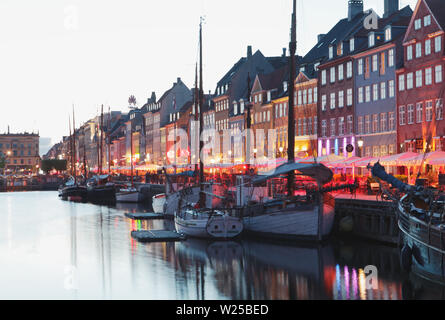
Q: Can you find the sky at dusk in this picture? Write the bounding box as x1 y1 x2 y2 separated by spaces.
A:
0 0 418 152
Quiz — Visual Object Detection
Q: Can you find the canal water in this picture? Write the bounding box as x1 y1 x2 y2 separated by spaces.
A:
0 191 443 300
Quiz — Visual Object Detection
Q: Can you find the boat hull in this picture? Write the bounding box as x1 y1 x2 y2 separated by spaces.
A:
398 203 445 285
242 202 335 242
59 186 87 201
116 191 140 203
87 186 116 203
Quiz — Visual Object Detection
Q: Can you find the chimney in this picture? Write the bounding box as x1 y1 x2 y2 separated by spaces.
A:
177 77 181 83
384 0 399 18
318 34 326 42
282 48 287 57
348 0 363 21
247 45 252 59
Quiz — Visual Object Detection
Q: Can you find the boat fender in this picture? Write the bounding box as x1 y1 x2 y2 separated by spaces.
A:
401 244 412 272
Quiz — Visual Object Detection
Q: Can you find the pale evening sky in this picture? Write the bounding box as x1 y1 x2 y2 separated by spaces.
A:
0 0 417 150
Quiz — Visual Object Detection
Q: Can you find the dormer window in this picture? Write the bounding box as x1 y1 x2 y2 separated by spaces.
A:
283 81 288 92
368 32 375 47
329 46 334 59
385 26 392 42
337 42 343 56
314 62 320 70
240 100 245 114
350 38 355 52
233 101 238 115
267 91 271 102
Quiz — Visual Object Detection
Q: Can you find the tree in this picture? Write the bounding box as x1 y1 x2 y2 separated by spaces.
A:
41 159 67 174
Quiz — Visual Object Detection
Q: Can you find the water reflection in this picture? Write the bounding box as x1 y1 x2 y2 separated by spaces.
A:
0 191 443 299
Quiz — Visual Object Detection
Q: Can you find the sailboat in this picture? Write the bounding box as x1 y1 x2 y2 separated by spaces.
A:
239 1 338 241
116 119 140 203
174 19 243 239
59 107 87 202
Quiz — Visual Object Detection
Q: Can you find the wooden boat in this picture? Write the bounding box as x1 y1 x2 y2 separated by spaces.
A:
175 206 243 239
116 186 140 203
239 162 336 241
371 161 445 285
58 177 87 201
86 175 116 203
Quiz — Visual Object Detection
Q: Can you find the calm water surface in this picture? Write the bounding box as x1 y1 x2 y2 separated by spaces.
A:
0 191 443 300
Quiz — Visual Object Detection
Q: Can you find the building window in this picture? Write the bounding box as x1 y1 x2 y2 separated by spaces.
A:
358 59 363 75
347 115 353 134
425 39 431 56
321 120 327 137
346 61 352 78
303 90 308 105
338 91 344 108
372 54 378 72
436 99 443 120
298 119 302 136
369 32 375 47
416 102 423 123
425 67 433 85
414 18 421 30
365 115 371 134
322 95 327 111
426 101 433 122
338 64 344 81
385 27 392 42
399 75 405 91
365 57 370 79
407 45 413 61
389 80 395 97
347 88 353 106
314 87 318 103
388 49 394 67
380 113 387 132
321 70 327 85
330 67 336 83
329 46 334 59
373 84 379 101
298 90 302 105
416 42 422 58
314 116 318 135
399 106 406 126
330 118 336 136
338 117 345 136
330 93 336 109
350 38 355 52
436 65 443 83
435 36 442 53
389 112 395 131
365 86 371 102
424 15 431 27
358 87 364 103
373 114 379 133
416 70 423 88
380 52 386 75
381 82 386 100
358 116 363 134
407 73 413 89
408 104 414 124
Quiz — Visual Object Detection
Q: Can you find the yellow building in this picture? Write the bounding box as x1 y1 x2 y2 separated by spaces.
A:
0 132 40 173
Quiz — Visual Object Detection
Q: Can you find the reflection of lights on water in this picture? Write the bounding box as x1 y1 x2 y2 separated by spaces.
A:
358 269 367 300
344 266 350 300
335 265 341 300
352 268 358 300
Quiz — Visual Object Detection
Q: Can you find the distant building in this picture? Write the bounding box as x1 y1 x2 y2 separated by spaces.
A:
0 132 40 173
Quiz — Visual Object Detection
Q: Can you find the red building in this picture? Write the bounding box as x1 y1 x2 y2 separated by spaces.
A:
397 0 445 153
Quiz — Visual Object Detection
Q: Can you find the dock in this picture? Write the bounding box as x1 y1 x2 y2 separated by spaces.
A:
124 212 166 220
333 193 399 245
131 230 186 243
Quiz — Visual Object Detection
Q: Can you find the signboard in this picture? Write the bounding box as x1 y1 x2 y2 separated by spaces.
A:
346 144 354 153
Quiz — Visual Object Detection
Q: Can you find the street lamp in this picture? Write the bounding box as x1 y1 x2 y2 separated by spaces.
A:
358 138 364 157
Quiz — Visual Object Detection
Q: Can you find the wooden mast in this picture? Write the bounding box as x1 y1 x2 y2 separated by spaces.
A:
69 115 73 178
198 17 205 208
107 106 111 174
72 105 77 184
100 105 104 175
287 0 297 197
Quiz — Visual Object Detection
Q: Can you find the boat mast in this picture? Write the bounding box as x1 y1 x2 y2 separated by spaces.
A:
246 72 252 173
194 63 199 177
72 105 77 184
107 106 111 174
100 105 104 175
198 17 205 208
130 121 134 188
287 0 297 197
69 115 73 178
